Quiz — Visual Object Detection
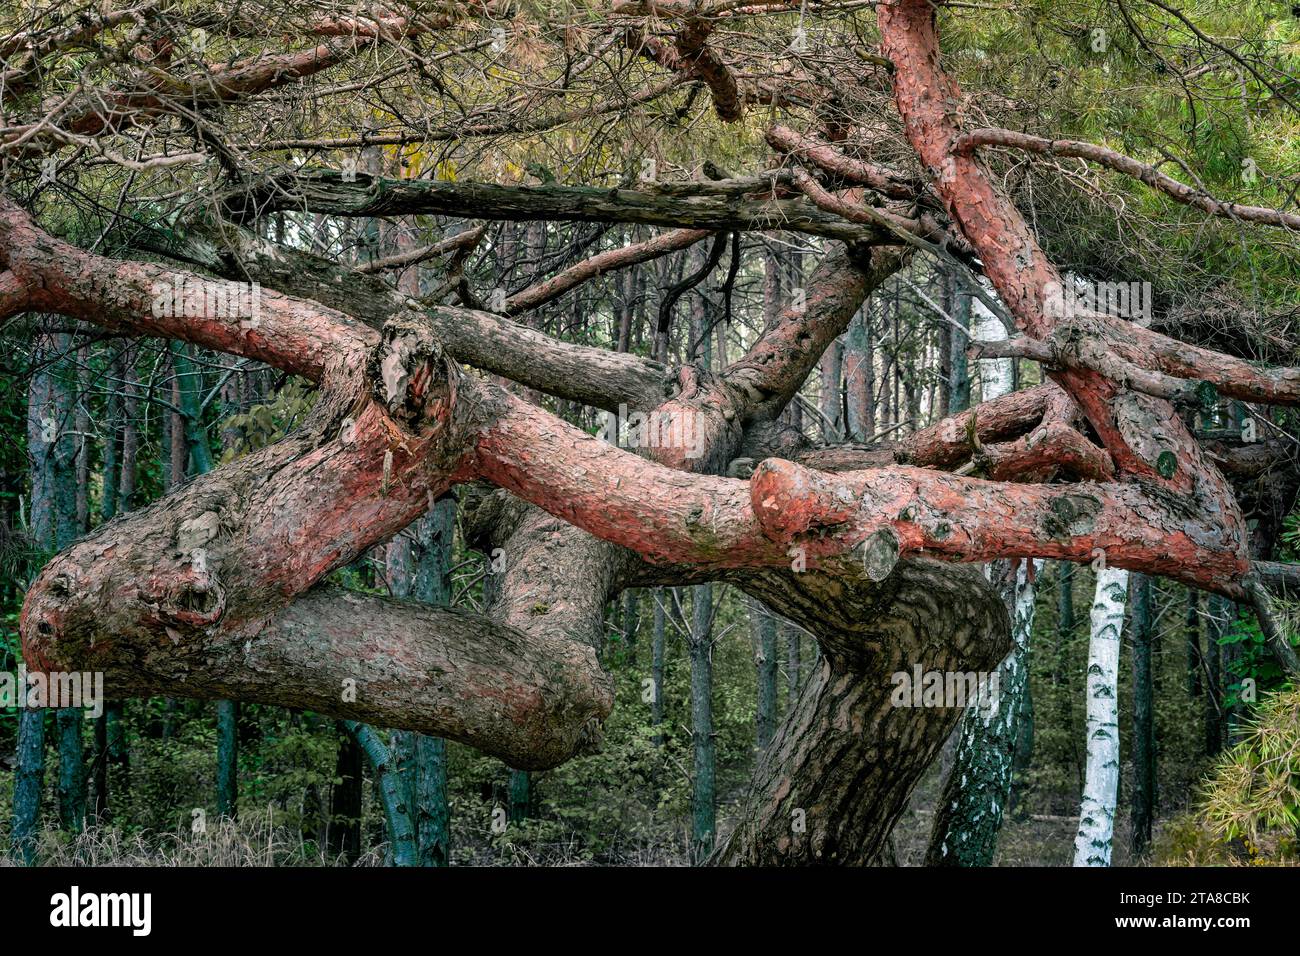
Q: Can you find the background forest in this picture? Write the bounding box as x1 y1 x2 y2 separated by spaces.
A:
1 0 1300 867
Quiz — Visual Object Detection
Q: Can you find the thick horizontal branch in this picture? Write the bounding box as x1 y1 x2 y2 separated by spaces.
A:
452 376 1246 593
778 383 1110 482
221 170 893 244
32 584 610 769
748 458 1245 594
430 304 679 411
1100 315 1300 407
900 382 1057 467
0 198 371 381
975 420 1114 483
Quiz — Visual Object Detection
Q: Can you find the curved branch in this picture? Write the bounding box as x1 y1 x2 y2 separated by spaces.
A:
32 580 610 769
723 243 908 423
0 197 370 380
766 124 920 200
506 227 712 316
356 225 486 275
956 128 1300 233
675 19 744 121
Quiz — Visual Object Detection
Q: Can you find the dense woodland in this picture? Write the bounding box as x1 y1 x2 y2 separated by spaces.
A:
1 0 1299 868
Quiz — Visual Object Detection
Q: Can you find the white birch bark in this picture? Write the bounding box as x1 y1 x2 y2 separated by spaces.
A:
1073 566 1130 867
972 279 1013 403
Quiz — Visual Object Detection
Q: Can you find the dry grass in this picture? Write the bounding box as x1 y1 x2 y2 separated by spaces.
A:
1 807 373 867
1 807 688 867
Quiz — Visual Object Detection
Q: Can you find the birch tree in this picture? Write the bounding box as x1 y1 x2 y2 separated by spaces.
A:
1073 566 1130 867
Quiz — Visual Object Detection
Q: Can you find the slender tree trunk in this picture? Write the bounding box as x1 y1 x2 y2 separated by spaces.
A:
1206 594 1227 756
947 273 971 413
216 700 239 817
378 207 456 865
1012 653 1035 776
102 359 138 817
22 327 80 852
616 229 636 353
749 597 779 751
973 287 1012 403
652 589 666 745
328 725 363 863
414 734 450 866
689 583 716 863
168 360 186 486
818 338 843 441
1055 561 1074 688
92 710 109 821
762 242 783 332
926 295 1032 865
1222 602 1245 745
1073 567 1129 867
903 353 920 432
11 709 45 864
1055 560 1082 796
936 274 953 419
926 560 1042 865
411 497 455 866
622 589 640 664
74 346 89 532
104 701 127 807
171 341 214 474
1130 573 1156 857
382 523 421 863
117 345 138 512
844 309 872 440
1186 588 1202 697
100 353 121 523
343 721 417 866
507 769 531 824
785 623 801 702
56 708 85 834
